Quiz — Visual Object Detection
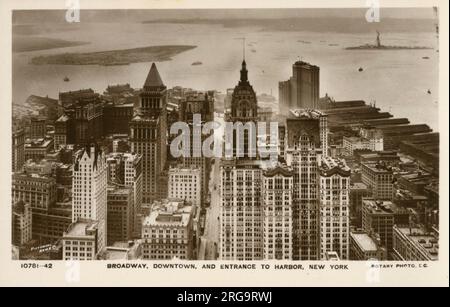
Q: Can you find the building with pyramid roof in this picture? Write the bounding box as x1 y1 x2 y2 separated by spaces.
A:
130 63 168 205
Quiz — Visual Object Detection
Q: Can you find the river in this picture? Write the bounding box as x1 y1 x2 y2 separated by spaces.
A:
12 22 439 130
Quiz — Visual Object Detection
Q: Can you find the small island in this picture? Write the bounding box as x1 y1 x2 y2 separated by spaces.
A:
346 31 432 50
30 45 197 66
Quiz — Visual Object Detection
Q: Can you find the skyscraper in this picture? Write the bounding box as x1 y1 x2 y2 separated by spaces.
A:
285 110 324 260
262 166 294 260
220 59 263 260
72 145 108 253
106 152 143 237
279 61 320 115
12 128 25 172
130 63 168 205
319 157 350 260
179 92 214 203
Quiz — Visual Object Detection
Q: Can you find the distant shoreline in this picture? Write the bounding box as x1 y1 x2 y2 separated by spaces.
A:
142 17 436 33
13 36 89 52
30 45 197 66
345 44 433 50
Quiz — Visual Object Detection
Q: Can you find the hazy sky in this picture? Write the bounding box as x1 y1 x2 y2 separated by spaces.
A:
13 8 437 24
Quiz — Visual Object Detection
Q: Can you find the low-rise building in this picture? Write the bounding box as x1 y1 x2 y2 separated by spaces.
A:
392 225 438 261
349 230 387 260
361 162 394 200
168 166 201 207
62 219 100 260
141 199 196 260
24 138 54 161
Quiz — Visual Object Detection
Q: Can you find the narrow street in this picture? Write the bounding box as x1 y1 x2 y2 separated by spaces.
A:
198 112 223 260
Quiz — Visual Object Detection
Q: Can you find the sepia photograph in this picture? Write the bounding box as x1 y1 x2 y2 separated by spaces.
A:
1 0 448 288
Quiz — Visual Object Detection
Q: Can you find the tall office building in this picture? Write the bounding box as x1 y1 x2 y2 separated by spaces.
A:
319 157 350 260
72 145 108 253
220 160 263 260
279 61 320 115
285 109 329 260
107 185 133 245
220 59 263 260
179 92 214 203
228 59 258 159
12 128 25 172
262 166 294 260
106 152 143 237
130 63 167 205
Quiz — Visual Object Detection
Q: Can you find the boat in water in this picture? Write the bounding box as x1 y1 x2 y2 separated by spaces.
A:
191 61 202 66
358 67 364 72
63 76 70 82
422 56 430 59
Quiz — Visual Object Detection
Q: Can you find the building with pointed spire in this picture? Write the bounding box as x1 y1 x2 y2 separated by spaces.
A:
130 63 168 206
228 59 258 159
220 57 264 260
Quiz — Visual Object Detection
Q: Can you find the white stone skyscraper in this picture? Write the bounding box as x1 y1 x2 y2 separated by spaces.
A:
262 166 294 260
319 156 350 260
72 145 108 252
220 59 263 260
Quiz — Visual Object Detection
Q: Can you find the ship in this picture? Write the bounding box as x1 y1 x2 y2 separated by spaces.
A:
358 67 364 72
63 76 70 82
346 31 432 50
191 61 203 66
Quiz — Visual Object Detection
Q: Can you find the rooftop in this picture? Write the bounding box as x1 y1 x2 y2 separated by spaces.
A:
350 182 368 190
361 161 394 173
64 220 98 238
394 226 439 260
363 199 408 215
289 109 325 119
320 156 350 177
351 232 378 252
143 63 165 88
143 199 193 228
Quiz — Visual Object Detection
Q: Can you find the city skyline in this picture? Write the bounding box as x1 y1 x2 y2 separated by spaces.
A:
10 8 440 263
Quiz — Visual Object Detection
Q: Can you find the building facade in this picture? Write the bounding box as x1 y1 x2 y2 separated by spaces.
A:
12 128 25 172
130 63 167 205
220 60 263 261
319 157 350 260
392 225 438 261
141 199 195 260
168 167 202 207
12 201 32 246
361 162 394 200
278 61 320 115
62 219 99 260
262 166 294 260
285 110 323 260
349 230 387 260
107 185 133 245
72 146 107 253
